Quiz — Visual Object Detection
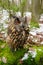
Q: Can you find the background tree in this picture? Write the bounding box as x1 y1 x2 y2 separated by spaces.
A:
32 0 43 21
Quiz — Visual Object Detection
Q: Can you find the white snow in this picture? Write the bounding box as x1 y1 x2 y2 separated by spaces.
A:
0 10 9 26
21 53 28 61
21 49 37 61
0 9 9 38
1 10 9 21
29 31 36 35
36 24 43 33
28 49 37 58
3 23 8 28
30 23 43 36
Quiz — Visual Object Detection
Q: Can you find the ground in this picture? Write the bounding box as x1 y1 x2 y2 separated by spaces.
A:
0 9 43 65
0 40 27 65
0 40 43 65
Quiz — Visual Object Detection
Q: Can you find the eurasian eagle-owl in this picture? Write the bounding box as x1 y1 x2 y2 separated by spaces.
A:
7 16 29 51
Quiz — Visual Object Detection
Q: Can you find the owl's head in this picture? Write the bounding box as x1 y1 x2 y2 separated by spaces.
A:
12 16 21 25
11 15 29 29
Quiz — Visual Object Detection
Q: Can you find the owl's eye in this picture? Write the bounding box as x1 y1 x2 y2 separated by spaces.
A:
14 18 21 25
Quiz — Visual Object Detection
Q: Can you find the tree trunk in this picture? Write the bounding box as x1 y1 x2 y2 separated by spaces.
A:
31 0 42 22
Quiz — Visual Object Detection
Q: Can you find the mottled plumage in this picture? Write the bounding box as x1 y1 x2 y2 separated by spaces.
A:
7 16 29 51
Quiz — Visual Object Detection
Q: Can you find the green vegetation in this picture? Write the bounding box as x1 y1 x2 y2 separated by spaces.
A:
33 46 43 65
19 54 37 65
30 21 39 28
0 0 43 65
30 16 39 28
19 46 43 65
0 40 43 65
0 40 27 65
0 0 27 17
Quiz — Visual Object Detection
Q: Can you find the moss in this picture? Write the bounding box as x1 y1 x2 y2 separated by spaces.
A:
0 40 43 65
20 46 43 65
30 16 39 28
0 40 27 65
30 21 39 28
33 46 43 65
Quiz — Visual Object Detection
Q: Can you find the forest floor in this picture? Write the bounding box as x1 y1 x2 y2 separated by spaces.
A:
0 10 43 65
0 40 43 65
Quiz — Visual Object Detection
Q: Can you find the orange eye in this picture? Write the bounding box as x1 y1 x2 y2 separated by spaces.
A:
14 18 21 25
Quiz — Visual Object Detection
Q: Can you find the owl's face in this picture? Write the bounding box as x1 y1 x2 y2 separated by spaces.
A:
11 16 28 29
11 16 22 31
12 16 21 25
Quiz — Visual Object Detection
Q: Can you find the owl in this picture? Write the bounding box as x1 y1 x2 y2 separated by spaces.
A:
7 16 29 51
